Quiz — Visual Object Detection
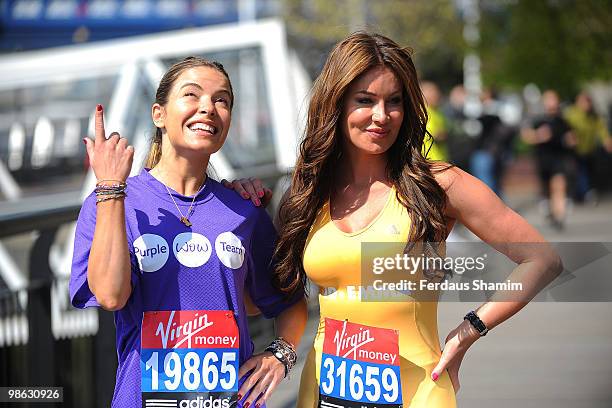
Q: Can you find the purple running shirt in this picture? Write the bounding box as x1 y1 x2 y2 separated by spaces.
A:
70 168 298 407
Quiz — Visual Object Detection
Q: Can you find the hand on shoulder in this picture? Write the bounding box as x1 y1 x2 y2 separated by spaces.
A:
221 178 273 208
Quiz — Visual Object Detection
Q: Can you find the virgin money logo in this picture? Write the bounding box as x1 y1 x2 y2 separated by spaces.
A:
153 310 214 349
333 319 376 359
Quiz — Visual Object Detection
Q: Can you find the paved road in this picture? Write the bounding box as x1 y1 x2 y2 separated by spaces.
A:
268 197 612 407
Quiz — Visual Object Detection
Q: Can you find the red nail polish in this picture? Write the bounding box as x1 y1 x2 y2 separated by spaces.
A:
432 372 439 381
96 104 103 112
254 198 261 206
236 394 242 401
257 191 264 198
242 193 249 199
82 138 87 144
244 402 250 408
255 404 261 408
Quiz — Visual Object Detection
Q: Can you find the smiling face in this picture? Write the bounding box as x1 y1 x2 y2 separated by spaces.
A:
340 66 404 158
152 66 232 156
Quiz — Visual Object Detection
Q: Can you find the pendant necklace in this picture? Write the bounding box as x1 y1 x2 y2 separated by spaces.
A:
164 177 205 227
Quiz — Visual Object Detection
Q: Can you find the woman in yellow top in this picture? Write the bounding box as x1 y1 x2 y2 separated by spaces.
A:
230 32 561 407
564 92 612 157
564 91 612 201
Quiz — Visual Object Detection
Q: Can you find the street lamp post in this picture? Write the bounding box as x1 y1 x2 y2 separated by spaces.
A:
459 0 483 137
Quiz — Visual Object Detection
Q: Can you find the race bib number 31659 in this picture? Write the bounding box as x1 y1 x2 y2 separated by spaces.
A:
318 318 402 408
141 310 239 408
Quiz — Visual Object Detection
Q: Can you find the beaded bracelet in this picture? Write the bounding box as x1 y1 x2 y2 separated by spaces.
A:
95 189 126 196
96 192 126 204
96 180 127 187
95 184 125 190
95 180 127 198
95 179 126 203
95 184 126 192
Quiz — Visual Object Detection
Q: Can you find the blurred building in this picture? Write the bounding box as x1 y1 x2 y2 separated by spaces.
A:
1 0 282 51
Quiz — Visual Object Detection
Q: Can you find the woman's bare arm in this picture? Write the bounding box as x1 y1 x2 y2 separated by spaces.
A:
83 105 134 311
430 165 562 389
438 166 562 329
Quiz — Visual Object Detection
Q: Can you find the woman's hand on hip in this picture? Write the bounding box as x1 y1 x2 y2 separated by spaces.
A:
83 104 134 182
431 319 480 393
237 351 285 408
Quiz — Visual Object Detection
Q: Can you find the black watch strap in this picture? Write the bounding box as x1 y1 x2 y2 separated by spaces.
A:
464 311 488 336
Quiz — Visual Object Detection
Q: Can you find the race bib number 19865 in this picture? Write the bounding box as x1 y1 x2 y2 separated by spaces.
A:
141 310 239 408
318 318 402 408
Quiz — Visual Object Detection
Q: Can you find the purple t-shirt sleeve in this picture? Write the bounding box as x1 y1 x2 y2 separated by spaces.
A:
69 192 138 309
70 193 99 308
245 208 303 318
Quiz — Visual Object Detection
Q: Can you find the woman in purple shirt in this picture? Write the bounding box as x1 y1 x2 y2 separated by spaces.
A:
71 57 307 408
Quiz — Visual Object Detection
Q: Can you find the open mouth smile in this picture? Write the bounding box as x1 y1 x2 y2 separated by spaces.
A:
187 121 218 136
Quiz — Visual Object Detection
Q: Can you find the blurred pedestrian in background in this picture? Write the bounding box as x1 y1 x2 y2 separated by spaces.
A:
470 88 515 196
521 90 577 229
421 81 448 161
442 84 474 171
563 91 612 203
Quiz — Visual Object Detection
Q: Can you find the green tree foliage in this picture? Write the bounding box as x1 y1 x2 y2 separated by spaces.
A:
281 0 465 88
479 0 611 98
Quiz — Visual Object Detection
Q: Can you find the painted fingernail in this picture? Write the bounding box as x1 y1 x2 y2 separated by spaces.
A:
257 190 264 198
96 104 103 112
432 372 439 381
236 394 242 401
254 198 261 206
242 192 250 199
82 138 87 144
255 404 261 408
244 402 250 408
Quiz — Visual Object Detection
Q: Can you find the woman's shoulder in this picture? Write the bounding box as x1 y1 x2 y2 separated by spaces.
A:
432 162 511 224
431 162 463 192
211 179 270 221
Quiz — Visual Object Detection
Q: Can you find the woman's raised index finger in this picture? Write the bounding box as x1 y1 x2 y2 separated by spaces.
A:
95 104 106 142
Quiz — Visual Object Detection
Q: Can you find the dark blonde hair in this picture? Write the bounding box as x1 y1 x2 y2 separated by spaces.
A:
145 56 234 168
274 32 450 296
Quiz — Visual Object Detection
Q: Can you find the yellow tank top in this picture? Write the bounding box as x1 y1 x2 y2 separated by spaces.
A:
297 187 456 407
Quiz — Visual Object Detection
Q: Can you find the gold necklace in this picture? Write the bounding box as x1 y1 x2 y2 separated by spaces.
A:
164 177 206 227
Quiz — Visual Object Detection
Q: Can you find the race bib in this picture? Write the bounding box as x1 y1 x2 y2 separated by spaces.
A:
319 318 402 408
141 310 239 408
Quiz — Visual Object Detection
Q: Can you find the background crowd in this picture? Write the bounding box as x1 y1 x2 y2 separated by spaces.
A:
421 81 612 230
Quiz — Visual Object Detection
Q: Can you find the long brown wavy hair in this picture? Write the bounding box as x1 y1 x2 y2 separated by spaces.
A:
274 32 451 296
